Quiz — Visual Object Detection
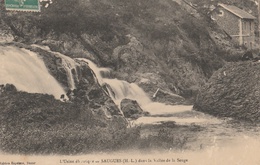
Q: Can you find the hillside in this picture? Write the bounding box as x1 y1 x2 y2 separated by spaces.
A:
1 0 260 157
194 61 260 122
0 0 243 100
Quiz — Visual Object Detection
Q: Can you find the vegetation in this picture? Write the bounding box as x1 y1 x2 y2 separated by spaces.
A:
0 0 252 155
0 86 194 154
1 0 245 98
194 61 260 122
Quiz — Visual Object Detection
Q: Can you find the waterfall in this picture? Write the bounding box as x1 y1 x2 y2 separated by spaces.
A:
0 44 191 115
52 52 79 90
0 46 66 99
76 58 150 104
31 44 79 90
76 58 110 85
102 78 151 106
78 59 192 115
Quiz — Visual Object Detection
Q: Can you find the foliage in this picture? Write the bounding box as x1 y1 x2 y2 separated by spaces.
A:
194 61 260 122
0 0 244 98
0 88 191 154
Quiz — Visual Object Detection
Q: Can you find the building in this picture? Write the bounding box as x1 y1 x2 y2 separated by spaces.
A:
212 3 256 49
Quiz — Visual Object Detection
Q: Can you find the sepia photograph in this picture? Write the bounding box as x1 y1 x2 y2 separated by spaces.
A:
0 0 260 164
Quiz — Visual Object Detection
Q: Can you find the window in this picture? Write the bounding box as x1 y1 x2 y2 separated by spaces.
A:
243 21 246 31
250 21 254 32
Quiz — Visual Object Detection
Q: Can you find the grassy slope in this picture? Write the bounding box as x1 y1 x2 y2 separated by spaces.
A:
0 89 200 154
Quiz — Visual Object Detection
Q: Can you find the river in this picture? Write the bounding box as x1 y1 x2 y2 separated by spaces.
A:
1 45 259 164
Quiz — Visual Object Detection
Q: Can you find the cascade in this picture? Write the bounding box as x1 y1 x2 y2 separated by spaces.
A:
0 44 191 115
0 46 66 99
31 44 79 90
78 59 192 115
52 52 79 90
102 78 151 106
76 58 150 104
76 58 110 85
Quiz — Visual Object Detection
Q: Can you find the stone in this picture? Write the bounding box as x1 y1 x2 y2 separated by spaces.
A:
4 84 17 92
194 62 260 122
120 99 145 119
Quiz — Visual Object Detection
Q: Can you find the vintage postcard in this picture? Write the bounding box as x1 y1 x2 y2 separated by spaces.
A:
0 0 260 164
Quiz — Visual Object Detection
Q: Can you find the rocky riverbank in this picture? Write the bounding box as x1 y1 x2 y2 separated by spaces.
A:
194 61 260 122
1 0 259 158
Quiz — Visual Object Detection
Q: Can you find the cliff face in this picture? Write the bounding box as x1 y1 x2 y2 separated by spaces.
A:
0 0 243 100
194 62 260 122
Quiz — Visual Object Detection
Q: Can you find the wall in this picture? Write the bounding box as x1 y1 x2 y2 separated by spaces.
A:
242 19 255 49
212 7 240 37
212 7 256 49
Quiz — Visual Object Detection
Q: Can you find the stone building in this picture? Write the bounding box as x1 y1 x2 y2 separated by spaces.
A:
212 3 256 49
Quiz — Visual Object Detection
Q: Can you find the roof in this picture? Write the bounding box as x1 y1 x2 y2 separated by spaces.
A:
218 3 256 19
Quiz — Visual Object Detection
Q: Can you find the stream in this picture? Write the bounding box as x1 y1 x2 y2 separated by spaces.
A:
1 44 259 164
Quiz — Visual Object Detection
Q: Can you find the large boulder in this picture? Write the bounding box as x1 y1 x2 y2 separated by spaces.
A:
4 84 17 92
120 99 147 119
194 62 260 122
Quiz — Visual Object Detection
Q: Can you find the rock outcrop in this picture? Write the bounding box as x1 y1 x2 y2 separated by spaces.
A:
0 43 126 126
0 43 128 154
194 62 260 122
120 99 148 119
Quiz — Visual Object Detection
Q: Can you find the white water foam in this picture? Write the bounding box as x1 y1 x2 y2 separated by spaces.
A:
53 52 79 90
78 59 222 125
31 44 80 90
0 46 66 99
77 58 194 118
102 78 151 106
76 58 111 85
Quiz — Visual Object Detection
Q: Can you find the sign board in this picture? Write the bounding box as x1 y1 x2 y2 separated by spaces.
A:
5 0 40 12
